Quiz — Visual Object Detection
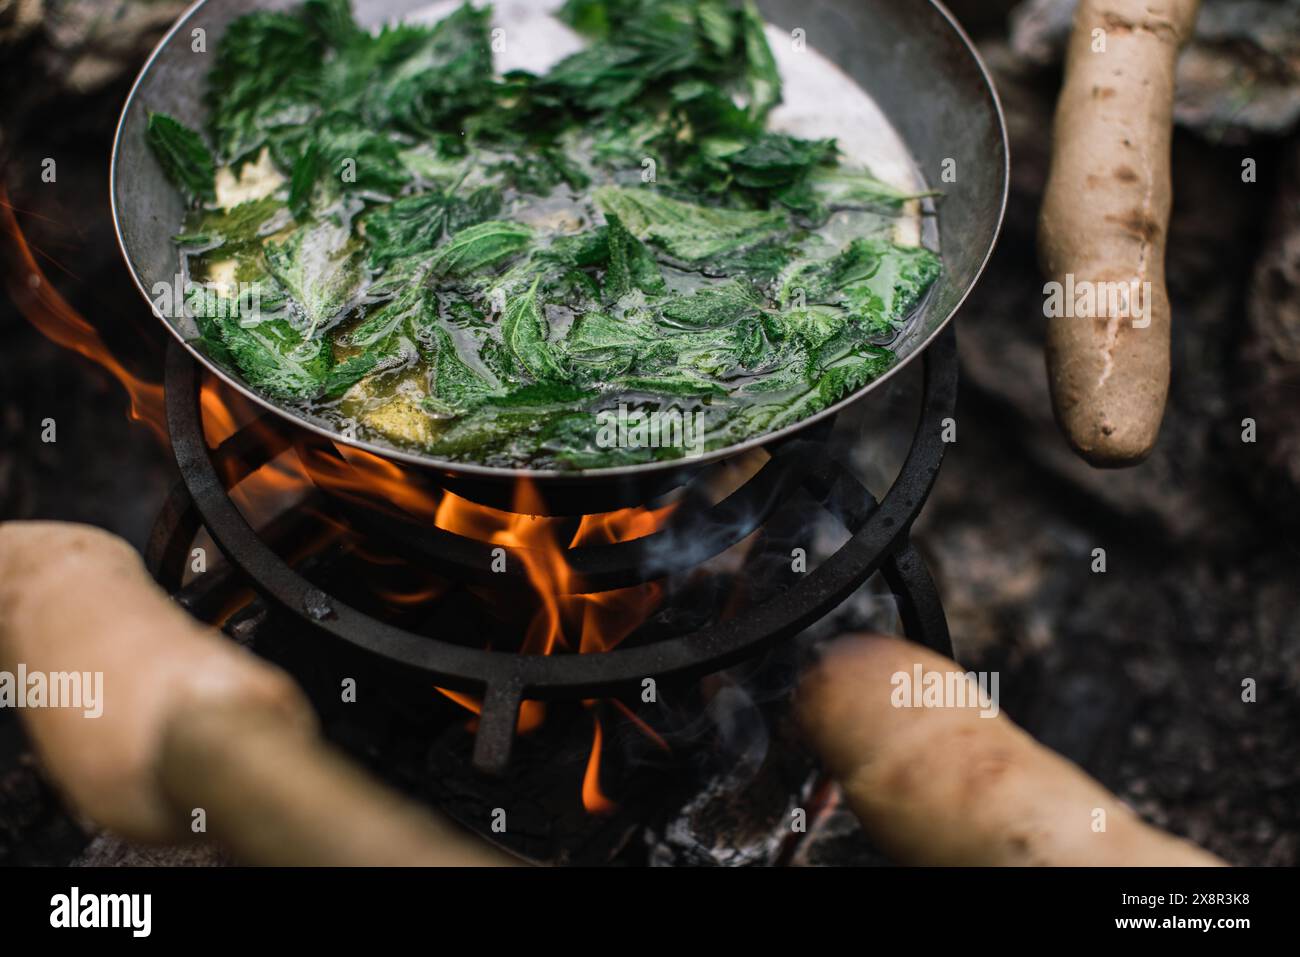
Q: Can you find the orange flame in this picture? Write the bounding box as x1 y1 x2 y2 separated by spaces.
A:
582 714 616 815
571 502 676 548
195 353 675 812
1 189 167 443
432 482 672 657
431 480 675 784
198 382 313 527
430 481 677 807
311 445 444 524
200 379 245 448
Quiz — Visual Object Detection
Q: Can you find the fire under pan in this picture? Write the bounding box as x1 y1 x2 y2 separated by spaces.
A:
146 328 959 774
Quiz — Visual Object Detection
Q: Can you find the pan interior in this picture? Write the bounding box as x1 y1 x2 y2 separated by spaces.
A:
112 0 1007 480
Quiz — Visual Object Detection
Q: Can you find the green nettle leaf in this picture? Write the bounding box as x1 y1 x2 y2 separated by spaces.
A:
540 8 703 111
322 352 381 399
429 221 534 278
323 288 430 398
423 406 566 461
612 373 727 398
288 144 320 220
596 214 667 300
489 149 592 195
780 166 937 221
360 3 496 134
197 313 333 401
398 146 471 184
146 112 217 204
845 240 942 326
364 192 452 267
732 346 895 436
357 268 437 344
779 348 896 425
501 280 567 383
659 281 763 328
739 0 780 121
423 325 499 415
563 309 660 380
303 0 362 46
265 219 366 335
488 381 596 409
556 0 623 38
726 133 837 190
168 0 943 467
448 186 505 233
297 115 412 199
363 186 505 268
695 0 738 57
781 238 941 333
174 196 289 253
706 239 797 284
595 186 788 262
781 238 882 305
776 305 851 357
207 10 326 165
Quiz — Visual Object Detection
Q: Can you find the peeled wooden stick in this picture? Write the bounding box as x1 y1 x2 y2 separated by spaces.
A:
1039 0 1199 466
159 701 515 866
0 521 515 865
796 634 1223 866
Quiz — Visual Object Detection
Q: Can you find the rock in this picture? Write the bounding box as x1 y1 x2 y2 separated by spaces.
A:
1009 0 1075 67
42 0 187 93
1235 138 1300 524
0 0 42 46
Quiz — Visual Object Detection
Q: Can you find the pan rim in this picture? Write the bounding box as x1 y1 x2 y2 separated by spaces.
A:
110 0 1009 482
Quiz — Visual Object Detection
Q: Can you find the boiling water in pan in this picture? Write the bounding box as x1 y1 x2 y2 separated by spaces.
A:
192 0 941 468
408 0 933 249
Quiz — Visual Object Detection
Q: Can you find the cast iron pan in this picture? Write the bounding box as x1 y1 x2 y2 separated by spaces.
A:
111 0 1008 510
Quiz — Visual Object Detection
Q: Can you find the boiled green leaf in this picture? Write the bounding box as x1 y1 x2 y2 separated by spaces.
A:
207 10 325 165
781 238 941 332
146 112 217 204
430 221 534 277
198 313 333 401
659 281 763 328
174 196 289 253
501 280 567 382
422 325 500 415
363 186 503 268
739 0 780 120
595 186 788 261
264 218 366 334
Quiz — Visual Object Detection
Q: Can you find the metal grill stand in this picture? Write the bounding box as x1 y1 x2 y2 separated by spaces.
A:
147 328 960 774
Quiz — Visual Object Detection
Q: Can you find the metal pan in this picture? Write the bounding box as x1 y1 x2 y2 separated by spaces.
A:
111 0 1007 506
